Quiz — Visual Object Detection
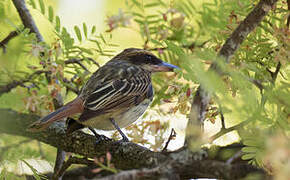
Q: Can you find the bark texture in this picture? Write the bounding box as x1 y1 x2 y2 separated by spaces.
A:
0 109 268 179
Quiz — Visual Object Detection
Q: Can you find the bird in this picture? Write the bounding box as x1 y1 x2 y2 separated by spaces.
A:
28 48 179 141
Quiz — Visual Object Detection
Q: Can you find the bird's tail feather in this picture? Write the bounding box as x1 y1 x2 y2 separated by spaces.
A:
27 97 84 132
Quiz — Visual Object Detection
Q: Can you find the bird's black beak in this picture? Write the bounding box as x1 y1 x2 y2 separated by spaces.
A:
151 61 179 72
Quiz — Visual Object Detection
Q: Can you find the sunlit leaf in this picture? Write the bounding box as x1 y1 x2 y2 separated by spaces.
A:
55 16 61 32
83 23 87 38
74 25 82 42
38 0 45 14
29 0 36 9
48 6 53 22
91 25 96 34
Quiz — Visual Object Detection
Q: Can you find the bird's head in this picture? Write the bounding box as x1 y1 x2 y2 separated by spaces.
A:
112 48 179 72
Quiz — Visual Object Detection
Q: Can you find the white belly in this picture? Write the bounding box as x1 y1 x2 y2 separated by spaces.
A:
81 99 151 130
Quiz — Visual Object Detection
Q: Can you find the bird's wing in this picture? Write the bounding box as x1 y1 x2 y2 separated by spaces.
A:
78 73 151 122
84 72 151 112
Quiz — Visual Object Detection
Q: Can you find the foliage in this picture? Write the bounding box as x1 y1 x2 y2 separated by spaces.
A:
0 0 289 179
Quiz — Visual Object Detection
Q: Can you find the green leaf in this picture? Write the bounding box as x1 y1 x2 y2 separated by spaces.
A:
38 0 45 14
241 153 256 160
243 139 260 147
74 26 82 42
30 0 36 9
91 25 96 34
132 12 143 18
55 16 61 32
187 0 196 11
144 2 159 8
48 6 54 22
61 27 74 49
0 3 4 18
89 39 102 52
83 23 88 38
100 34 106 44
77 47 93 55
131 0 143 10
134 19 145 24
242 147 258 153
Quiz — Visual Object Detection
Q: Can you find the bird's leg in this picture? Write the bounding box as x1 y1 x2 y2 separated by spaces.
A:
109 118 129 142
88 127 109 143
88 127 100 138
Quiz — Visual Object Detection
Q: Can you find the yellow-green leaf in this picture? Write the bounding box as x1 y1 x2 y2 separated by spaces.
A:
55 16 60 32
74 26 82 42
30 0 36 9
48 6 53 22
83 23 87 38
91 25 96 34
38 0 45 14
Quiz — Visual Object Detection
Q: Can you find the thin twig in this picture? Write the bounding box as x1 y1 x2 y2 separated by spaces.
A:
37 141 45 158
272 61 281 83
52 149 67 180
0 31 19 53
52 156 95 180
248 78 264 91
210 120 251 143
87 57 100 67
220 107 226 130
162 128 177 152
63 84 79 95
265 61 281 84
148 40 210 52
226 150 243 165
0 70 47 96
287 0 290 27
64 59 90 72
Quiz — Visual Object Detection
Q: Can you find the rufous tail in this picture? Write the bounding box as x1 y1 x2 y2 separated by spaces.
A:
27 97 84 132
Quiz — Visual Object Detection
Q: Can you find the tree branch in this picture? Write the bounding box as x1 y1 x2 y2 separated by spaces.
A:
0 109 269 179
186 0 279 141
12 0 44 42
0 31 19 53
0 70 47 96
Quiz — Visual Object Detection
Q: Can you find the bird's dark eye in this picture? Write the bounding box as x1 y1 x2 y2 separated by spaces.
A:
146 55 152 61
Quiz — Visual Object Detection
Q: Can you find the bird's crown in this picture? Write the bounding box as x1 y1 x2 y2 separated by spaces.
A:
112 48 162 65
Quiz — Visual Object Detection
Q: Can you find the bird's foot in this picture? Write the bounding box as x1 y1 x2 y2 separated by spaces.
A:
95 134 111 144
88 127 111 144
120 135 129 142
109 118 129 143
113 135 129 144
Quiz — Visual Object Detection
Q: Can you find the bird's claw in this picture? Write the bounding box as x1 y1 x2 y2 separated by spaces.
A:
95 134 111 144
